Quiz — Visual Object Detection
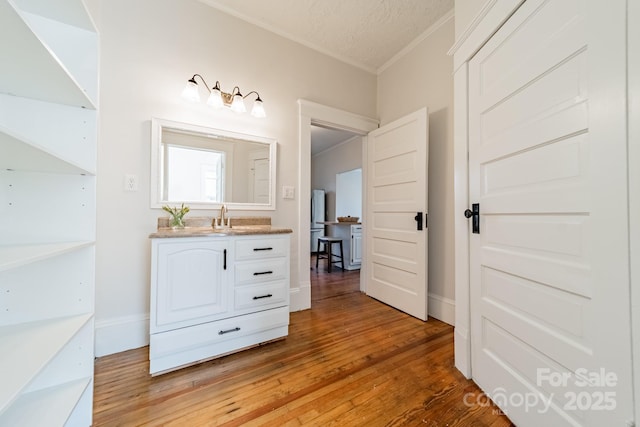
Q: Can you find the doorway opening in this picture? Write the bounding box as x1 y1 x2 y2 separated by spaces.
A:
310 124 362 303
296 100 378 312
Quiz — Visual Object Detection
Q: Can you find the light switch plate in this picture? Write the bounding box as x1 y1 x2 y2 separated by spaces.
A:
282 185 295 199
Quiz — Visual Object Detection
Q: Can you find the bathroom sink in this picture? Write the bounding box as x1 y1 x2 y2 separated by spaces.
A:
209 229 230 235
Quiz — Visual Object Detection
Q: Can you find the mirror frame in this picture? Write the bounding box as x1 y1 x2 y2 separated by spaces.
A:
151 118 277 210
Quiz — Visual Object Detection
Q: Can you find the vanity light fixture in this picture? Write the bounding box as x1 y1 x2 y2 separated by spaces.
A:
181 74 266 118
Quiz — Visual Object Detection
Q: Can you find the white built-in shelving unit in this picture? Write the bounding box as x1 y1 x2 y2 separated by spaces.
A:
0 0 98 425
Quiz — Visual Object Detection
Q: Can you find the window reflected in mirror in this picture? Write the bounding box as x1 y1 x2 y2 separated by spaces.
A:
164 141 225 202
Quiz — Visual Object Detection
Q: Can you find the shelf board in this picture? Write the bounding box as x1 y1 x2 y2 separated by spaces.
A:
0 93 97 175
0 314 92 415
0 378 90 426
0 241 94 273
0 0 96 108
11 0 96 31
0 127 95 175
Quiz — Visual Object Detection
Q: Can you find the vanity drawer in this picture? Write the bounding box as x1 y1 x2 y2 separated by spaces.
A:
235 257 288 285
234 280 288 311
235 237 289 260
150 306 289 375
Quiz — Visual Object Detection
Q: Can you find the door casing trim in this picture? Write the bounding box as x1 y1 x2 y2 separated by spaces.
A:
450 0 525 379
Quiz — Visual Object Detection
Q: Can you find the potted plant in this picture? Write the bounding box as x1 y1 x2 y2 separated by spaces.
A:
162 203 190 229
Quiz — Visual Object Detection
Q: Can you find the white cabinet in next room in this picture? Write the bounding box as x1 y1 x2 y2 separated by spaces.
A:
351 225 362 265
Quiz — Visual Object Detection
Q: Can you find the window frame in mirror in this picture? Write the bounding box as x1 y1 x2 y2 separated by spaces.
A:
151 118 277 210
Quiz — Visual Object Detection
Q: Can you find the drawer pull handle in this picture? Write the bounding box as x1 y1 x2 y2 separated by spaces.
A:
253 294 273 300
218 327 241 335
253 271 273 276
253 247 273 251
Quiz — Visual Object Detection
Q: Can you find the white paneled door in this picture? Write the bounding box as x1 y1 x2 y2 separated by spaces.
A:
250 157 270 204
468 0 632 425
366 109 428 320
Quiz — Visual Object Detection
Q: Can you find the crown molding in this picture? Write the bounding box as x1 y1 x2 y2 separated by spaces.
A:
447 0 497 57
378 9 455 75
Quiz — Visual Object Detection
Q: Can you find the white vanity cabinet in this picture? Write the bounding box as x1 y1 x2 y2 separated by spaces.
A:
149 233 290 375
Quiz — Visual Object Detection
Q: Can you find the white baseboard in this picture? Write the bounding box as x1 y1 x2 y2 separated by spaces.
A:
95 313 149 357
290 282 311 312
428 293 455 326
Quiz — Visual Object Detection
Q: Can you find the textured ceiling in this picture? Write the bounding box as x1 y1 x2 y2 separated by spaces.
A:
199 0 454 73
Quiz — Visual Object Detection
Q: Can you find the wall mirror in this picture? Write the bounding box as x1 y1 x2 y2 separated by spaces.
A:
151 118 276 210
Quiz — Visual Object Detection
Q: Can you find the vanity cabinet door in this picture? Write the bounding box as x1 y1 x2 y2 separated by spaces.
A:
152 239 230 332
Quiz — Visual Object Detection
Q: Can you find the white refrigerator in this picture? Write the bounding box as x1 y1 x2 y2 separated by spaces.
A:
310 189 325 252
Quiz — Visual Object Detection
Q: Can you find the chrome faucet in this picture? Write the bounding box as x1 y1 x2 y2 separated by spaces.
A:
219 204 228 228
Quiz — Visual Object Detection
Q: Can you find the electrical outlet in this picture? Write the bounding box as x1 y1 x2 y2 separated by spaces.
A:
124 174 138 192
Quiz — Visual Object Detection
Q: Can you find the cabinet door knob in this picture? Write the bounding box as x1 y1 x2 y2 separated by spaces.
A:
218 327 241 335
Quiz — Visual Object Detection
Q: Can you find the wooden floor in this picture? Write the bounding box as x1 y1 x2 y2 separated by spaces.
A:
93 259 514 426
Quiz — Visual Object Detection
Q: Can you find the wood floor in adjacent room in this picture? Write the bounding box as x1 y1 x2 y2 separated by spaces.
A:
93 259 513 426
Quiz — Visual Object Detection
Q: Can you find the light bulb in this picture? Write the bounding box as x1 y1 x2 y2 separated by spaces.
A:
230 94 246 113
207 88 224 108
181 79 200 102
251 99 266 118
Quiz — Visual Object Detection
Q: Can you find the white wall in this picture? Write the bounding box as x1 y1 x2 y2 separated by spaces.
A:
95 0 376 356
377 15 455 325
311 137 363 222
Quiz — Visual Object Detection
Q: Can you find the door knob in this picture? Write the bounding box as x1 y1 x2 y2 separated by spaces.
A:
414 212 423 231
464 204 480 234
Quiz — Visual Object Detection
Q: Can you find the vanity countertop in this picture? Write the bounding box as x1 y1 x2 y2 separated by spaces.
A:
149 226 292 238
149 216 292 238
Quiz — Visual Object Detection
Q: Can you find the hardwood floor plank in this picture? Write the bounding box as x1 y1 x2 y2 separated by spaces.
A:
93 258 513 426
